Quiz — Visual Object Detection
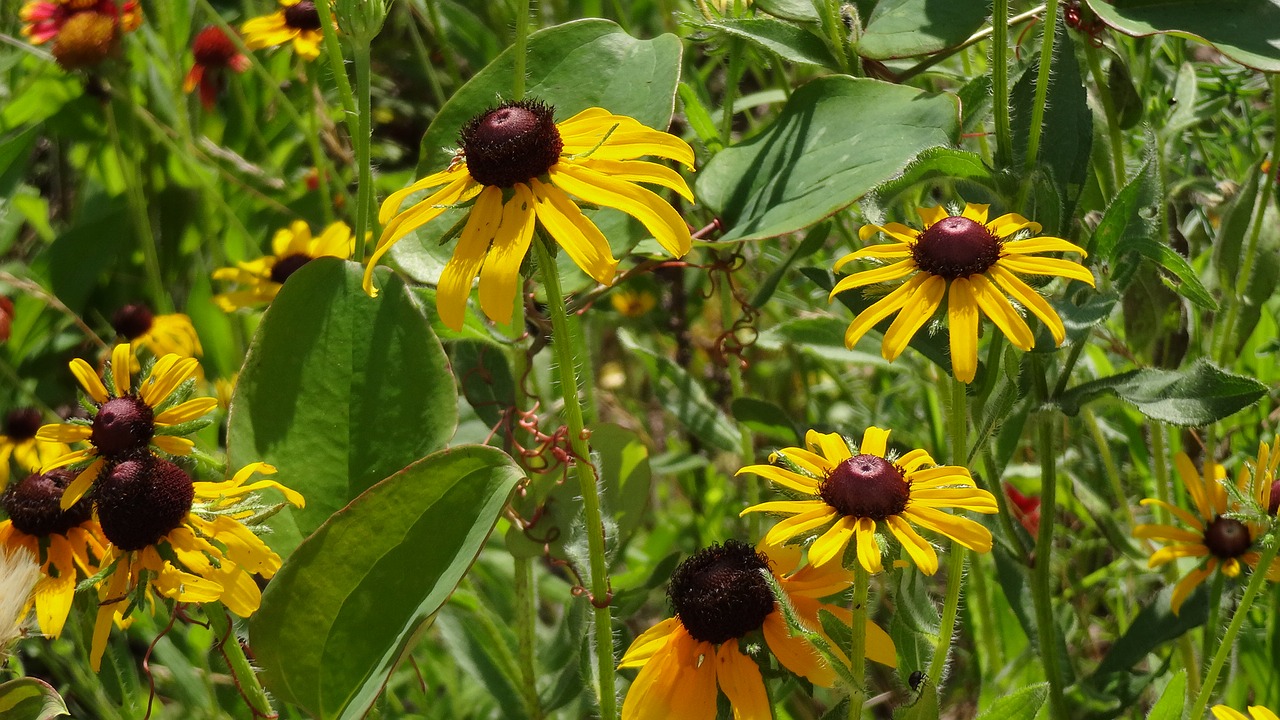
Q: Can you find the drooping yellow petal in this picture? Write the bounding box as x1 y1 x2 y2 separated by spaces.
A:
558 111 695 168
1148 544 1210 566
854 517 884 574
577 158 694 202
621 626 716 720
735 465 820 494
379 166 472 224
152 435 195 456
715 642 770 720
808 515 858 567
69 359 110 403
550 163 691 258
910 487 998 513
365 174 478 297
829 259 917 297
155 397 218 426
1174 453 1213 521
886 515 938 575
947 277 980 383
530 179 618 285
881 274 945 361
434 185 503 331
987 265 1066 345
904 506 993 552
619 617 681 668
34 573 76 638
477 184 538 325
291 31 322 60
760 506 838 548
841 273 927 350
1170 565 1214 615
969 273 1035 350
761 611 835 687
61 457 104 510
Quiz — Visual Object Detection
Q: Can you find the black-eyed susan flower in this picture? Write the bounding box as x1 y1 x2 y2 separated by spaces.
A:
1214 707 1280 720
833 203 1094 383
242 0 326 61
366 100 694 330
89 455 302 670
35 344 217 509
213 220 354 311
185 25 250 110
2 408 69 490
619 540 894 720
0 468 105 638
112 303 203 361
739 427 997 574
1135 442 1280 615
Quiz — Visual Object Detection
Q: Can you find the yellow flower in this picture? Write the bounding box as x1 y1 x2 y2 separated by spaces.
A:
1213 707 1280 720
242 0 325 60
367 100 694 330
1134 440 1280 615
618 541 894 719
610 288 657 318
0 468 106 638
739 427 997 574
833 202 1094 382
213 220 354 311
111 303 203 360
2 408 69 491
35 344 218 510
89 457 303 671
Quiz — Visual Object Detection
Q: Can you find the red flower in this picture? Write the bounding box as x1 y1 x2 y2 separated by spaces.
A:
1004 482 1041 536
184 26 250 110
20 0 141 46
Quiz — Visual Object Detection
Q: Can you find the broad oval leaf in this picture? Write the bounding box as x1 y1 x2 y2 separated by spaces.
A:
249 445 524 720
697 76 959 242
700 18 838 67
227 259 456 555
974 683 1048 720
0 678 68 720
1086 0 1280 72
1055 359 1267 425
859 0 989 60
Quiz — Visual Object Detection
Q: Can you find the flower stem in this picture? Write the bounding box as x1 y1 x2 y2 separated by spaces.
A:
1023 0 1062 175
352 40 376 262
533 236 616 720
820 0 852 75
104 96 170 314
927 376 969 687
513 0 531 100
1082 41 1126 195
1189 539 1280 719
1030 359 1067 720
514 556 545 720
847 563 869 720
206 603 272 717
991 0 1013 168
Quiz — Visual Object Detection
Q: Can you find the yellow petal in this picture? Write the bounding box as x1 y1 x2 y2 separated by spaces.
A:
841 273 926 349
1170 565 1213 615
997 256 1096 287
985 213 1041 238
379 166 471 224
577 158 694 202
550 163 691 258
140 357 200 408
1211 709 1250 720
34 573 76 638
715 642 770 720
530 179 619 285
762 611 835 686
808 515 858 567
1001 237 1086 256
155 397 218 425
365 174 477 297
619 617 681 668
968 273 1035 350
760 507 838 548
70 359 110 403
36 424 92 443
854 517 883 574
61 457 104 510
153 435 194 455
916 206 949 228
886 515 938 575
735 465 820 494
808 429 852 464
865 618 898 667
435 186 504 331
882 274 944 361
477 185 537 325
858 222 920 245
829 259 917 298
961 203 989 225
947 277 980 383
858 427 890 458
903 507 993 552
987 265 1066 345
111 344 134 395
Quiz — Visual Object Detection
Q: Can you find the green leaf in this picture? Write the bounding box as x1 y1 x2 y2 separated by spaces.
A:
1092 585 1207 678
593 422 654 552
1054 359 1267 426
227 259 457 555
731 397 799 444
249 446 523 720
1145 671 1187 720
700 18 838 66
1092 153 1159 261
974 683 1048 720
452 340 516 429
0 678 69 720
751 222 830 307
618 330 741 453
858 0 990 60
754 0 821 23
1085 0 1280 72
698 76 959 242
868 147 1003 206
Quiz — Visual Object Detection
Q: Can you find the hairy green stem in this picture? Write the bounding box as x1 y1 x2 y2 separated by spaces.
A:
927 377 969 687
207 603 273 717
820 0 852 75
1189 540 1280 718
991 0 1013 168
1031 361 1067 720
352 40 376 262
1024 0 1062 175
513 0 531 100
533 237 616 720
514 557 545 720
847 563 869 720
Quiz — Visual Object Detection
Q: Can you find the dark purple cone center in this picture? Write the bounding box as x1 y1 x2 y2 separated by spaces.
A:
111 303 154 340
96 456 194 551
1203 515 1251 559
270 253 313 284
459 100 563 188
91 396 155 456
820 454 909 520
1269 480 1280 516
911 216 1002 279
1 468 93 537
668 540 775 645
4 408 43 441
283 1 322 30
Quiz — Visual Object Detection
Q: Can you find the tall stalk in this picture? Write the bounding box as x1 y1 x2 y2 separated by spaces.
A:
847 563 869 720
1030 360 1067 720
926 377 969 687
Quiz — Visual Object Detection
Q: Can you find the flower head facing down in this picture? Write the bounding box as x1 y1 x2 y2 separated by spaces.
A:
1134 442 1280 615
739 427 997 574
2 408 69 491
0 468 104 637
184 25 250 110
1213 707 1280 720
242 0 326 60
112 303 203 360
833 203 1094 382
89 456 303 670
367 100 695 331
36 344 217 510
619 540 894 720
213 221 354 311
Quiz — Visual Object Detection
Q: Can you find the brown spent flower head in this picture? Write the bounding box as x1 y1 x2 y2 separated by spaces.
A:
111 303 154 340
51 10 118 70
4 408 43 443
95 456 194 551
1 468 93 537
668 540 775 645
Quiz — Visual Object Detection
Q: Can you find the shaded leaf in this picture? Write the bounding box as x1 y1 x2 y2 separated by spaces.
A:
0 678 69 720
974 683 1048 720
700 18 838 66
1093 585 1207 678
859 0 990 60
1055 359 1266 425
1086 0 1280 72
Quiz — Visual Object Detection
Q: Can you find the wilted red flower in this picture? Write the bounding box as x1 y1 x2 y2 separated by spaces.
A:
184 26 250 110
0 297 13 343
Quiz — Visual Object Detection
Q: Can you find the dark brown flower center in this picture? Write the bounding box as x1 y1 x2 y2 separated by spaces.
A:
95 456 194 551
459 100 563 188
1269 480 1280 516
111 303 154 340
270 253 313 284
91 396 155 456
668 540 775 645
4 408 43 441
283 1 322 30
1203 515 1251 559
192 25 239 66
1 468 92 537
820 454 909 520
911 216 1002 279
